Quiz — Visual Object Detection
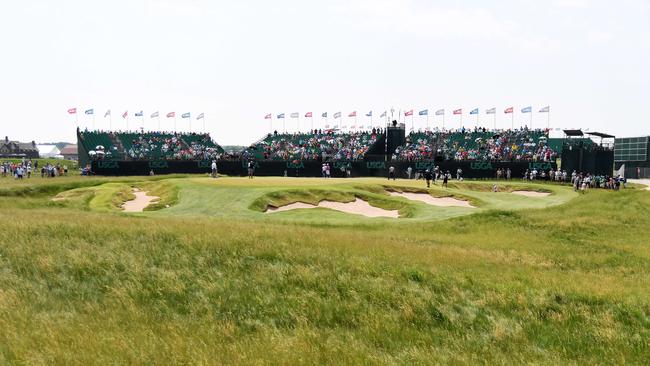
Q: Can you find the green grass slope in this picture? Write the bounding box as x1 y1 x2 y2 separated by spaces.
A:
0 176 648 364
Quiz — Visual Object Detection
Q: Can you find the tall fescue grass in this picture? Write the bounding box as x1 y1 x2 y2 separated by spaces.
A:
0 178 648 364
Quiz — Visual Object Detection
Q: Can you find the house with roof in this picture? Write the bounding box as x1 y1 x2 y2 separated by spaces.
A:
0 136 39 159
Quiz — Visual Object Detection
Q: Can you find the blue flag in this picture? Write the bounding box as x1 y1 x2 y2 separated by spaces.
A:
135 111 143 117
85 109 94 115
419 109 428 116
277 113 285 119
322 112 327 118
521 106 532 113
470 108 479 115
366 111 372 117
182 112 190 118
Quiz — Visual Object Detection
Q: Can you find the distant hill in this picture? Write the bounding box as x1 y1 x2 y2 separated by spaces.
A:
221 145 246 153
40 142 73 150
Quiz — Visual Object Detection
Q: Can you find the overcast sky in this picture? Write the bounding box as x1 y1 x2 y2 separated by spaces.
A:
0 0 648 145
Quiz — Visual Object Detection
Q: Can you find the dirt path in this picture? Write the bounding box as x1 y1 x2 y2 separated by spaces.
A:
630 179 650 191
389 192 474 208
122 188 159 212
266 198 399 218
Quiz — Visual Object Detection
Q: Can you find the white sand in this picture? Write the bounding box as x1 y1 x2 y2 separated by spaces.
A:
122 188 160 212
389 192 475 208
511 191 551 197
266 198 399 218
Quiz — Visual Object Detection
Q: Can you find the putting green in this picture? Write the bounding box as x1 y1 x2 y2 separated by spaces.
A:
55 177 578 224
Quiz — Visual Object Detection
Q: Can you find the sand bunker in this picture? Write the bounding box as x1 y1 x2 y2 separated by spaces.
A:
389 192 475 208
122 188 159 212
511 191 551 198
266 198 399 218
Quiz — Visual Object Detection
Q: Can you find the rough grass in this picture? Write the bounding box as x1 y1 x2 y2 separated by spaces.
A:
0 176 648 364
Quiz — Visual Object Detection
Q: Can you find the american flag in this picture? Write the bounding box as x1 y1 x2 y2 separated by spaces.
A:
167 112 175 118
453 109 462 115
504 107 514 114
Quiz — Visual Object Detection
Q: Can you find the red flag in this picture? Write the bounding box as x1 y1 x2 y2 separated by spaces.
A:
122 111 128 119
264 113 272 119
67 108 77 114
404 110 413 116
167 112 175 118
453 109 462 115
348 111 357 117
504 107 513 114
305 112 313 118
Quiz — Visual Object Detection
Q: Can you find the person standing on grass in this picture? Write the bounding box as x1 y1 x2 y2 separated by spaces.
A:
424 169 433 188
247 160 255 179
442 170 449 188
388 165 396 180
456 167 463 181
506 168 511 180
211 160 218 178
407 166 412 179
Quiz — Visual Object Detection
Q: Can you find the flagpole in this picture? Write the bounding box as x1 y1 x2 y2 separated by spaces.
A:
311 116 313 131
174 115 177 131
493 112 496 130
203 115 206 132
109 113 112 130
93 113 96 130
158 115 161 130
189 114 192 132
547 108 550 129
443 113 445 130
511 112 514 130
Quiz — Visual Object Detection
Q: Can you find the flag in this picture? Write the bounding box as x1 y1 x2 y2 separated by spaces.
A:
349 111 357 117
539 106 550 113
67 108 77 114
104 110 111 118
380 111 387 118
453 109 462 115
470 108 479 115
290 112 299 118
264 113 272 119
197 113 204 120
167 112 175 118
366 111 372 117
333 111 341 119
305 112 313 118
181 113 190 118
521 106 532 113
419 109 428 116
85 108 94 115
122 111 128 119
151 111 159 118
277 113 285 119
435 109 445 116
322 112 327 118
486 107 496 114
404 110 413 116
135 111 143 117
504 107 514 114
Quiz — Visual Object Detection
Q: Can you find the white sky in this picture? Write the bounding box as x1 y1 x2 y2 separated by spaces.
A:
0 0 648 145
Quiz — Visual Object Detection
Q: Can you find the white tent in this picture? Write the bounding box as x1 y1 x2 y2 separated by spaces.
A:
36 144 60 158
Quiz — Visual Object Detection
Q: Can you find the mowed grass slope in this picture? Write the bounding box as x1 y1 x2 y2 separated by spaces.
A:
0 176 649 364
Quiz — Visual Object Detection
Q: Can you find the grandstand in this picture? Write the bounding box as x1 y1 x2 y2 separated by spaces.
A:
242 130 381 161
77 129 223 166
394 128 556 162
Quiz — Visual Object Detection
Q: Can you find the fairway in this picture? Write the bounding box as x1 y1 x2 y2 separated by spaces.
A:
1 175 649 364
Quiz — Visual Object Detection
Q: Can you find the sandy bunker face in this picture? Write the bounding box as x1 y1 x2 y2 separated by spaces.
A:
122 188 160 212
266 198 399 218
389 192 475 208
511 191 551 198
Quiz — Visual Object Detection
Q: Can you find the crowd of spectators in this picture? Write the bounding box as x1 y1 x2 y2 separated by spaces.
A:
394 127 557 162
1 159 69 179
243 129 382 161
